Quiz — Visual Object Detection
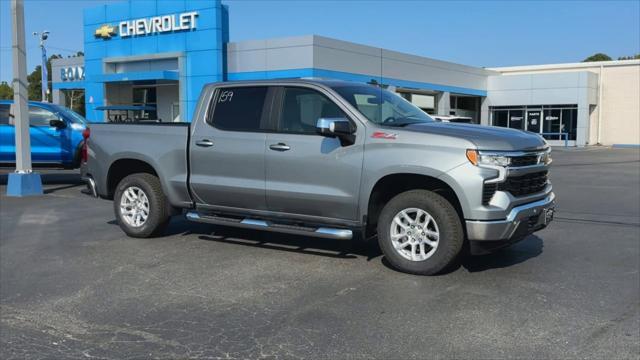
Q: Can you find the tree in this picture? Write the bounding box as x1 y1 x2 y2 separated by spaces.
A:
27 65 44 101
64 89 85 116
0 81 12 100
26 54 61 101
618 54 640 60
582 53 612 62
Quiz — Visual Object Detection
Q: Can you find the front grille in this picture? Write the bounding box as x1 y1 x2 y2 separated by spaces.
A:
482 183 497 204
498 171 548 197
510 155 540 167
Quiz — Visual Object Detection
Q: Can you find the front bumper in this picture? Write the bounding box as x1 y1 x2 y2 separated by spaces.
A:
466 192 555 254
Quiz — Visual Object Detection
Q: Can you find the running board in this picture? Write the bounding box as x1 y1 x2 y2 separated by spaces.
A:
185 211 353 240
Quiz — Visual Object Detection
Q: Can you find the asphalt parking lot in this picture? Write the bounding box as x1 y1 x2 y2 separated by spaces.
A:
1 147 639 359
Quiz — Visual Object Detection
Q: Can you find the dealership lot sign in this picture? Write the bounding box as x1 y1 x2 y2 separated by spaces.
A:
95 12 199 39
60 66 85 81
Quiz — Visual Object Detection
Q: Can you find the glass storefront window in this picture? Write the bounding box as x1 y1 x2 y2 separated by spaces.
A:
562 108 577 140
493 110 508 127
509 110 524 130
543 109 561 140
132 87 158 120
490 105 577 141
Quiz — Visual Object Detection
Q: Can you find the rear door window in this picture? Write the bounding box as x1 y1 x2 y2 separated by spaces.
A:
209 87 269 132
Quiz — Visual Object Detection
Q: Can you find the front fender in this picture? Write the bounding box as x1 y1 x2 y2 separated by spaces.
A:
358 164 469 222
437 161 500 221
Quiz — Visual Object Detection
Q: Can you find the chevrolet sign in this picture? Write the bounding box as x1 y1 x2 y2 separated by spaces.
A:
119 12 198 38
95 24 116 39
95 12 199 39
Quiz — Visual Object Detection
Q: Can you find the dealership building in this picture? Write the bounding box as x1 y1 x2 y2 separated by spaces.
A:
51 0 640 147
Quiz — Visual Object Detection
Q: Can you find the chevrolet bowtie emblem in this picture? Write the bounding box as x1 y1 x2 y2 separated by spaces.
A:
95 24 116 39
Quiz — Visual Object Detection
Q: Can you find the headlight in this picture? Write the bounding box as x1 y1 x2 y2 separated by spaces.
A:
466 149 552 167
466 150 511 167
541 150 552 165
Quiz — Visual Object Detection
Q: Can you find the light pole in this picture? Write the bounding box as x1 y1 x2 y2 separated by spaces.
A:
33 30 50 102
7 0 42 196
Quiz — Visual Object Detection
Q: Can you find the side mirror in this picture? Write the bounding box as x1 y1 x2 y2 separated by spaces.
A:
316 117 353 136
316 117 355 146
49 119 66 129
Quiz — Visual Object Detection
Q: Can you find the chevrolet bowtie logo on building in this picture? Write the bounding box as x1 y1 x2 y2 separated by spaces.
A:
95 24 117 39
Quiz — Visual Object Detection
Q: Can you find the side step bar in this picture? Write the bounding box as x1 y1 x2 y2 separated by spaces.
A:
185 211 353 240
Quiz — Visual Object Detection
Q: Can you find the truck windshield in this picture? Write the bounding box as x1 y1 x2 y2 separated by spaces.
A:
332 85 434 127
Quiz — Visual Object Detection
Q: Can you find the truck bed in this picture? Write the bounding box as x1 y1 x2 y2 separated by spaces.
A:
84 123 193 208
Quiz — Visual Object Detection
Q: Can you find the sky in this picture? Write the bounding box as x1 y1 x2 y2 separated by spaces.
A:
1 0 639 83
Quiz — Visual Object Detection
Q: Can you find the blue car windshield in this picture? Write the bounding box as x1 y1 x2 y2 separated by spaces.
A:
331 84 434 127
52 105 87 125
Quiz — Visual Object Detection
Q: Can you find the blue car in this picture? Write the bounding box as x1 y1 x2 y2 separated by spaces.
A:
0 101 89 169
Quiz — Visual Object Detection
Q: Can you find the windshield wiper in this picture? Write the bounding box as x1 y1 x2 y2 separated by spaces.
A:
386 121 425 127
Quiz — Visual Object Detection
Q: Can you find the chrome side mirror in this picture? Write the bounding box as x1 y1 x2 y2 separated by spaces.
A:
316 117 353 136
316 117 355 145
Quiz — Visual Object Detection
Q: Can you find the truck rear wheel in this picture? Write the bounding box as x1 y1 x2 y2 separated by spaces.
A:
114 173 170 238
377 190 463 275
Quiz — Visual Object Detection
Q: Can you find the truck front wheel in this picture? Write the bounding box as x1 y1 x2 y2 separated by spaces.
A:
377 190 463 275
114 173 170 238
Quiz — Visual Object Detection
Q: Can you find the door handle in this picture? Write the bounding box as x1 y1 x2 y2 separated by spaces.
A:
269 143 290 152
195 139 214 147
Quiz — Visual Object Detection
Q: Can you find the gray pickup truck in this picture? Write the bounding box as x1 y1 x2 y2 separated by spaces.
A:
82 79 555 275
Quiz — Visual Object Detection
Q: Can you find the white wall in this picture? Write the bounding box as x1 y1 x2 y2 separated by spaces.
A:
490 60 640 146
486 71 598 146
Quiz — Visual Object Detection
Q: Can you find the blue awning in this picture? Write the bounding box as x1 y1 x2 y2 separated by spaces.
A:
89 70 179 83
95 105 157 111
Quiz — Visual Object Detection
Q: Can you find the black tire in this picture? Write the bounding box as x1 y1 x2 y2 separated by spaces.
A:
377 190 463 275
113 173 170 238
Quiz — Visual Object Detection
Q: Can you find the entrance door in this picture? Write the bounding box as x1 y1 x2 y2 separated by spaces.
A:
526 110 541 134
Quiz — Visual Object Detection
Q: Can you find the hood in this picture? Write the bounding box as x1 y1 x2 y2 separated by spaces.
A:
403 122 547 151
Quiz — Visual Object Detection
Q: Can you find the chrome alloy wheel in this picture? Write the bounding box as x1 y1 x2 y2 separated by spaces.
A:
390 207 440 261
119 186 150 227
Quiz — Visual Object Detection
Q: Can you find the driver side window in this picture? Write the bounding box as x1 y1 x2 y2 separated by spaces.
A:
279 87 346 134
29 106 58 127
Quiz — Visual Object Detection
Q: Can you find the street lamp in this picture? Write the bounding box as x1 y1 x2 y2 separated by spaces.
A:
33 30 50 102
